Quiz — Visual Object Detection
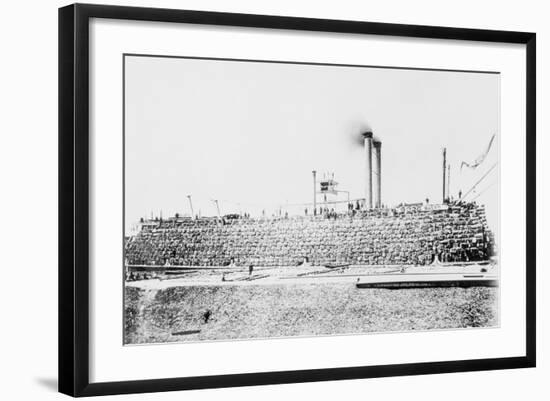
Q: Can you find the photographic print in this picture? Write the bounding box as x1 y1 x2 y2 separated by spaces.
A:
123 54 500 345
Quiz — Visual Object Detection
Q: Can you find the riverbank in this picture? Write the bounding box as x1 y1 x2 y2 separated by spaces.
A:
124 272 498 344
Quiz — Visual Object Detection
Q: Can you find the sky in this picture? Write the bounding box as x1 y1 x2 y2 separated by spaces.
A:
124 55 499 235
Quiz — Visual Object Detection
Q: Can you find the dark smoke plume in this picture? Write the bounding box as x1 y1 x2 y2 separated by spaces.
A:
346 121 376 148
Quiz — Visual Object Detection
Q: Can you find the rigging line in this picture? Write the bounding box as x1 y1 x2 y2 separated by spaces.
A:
461 162 498 200
282 199 364 207
218 199 265 206
216 199 283 207
216 198 362 209
470 181 497 202
218 197 360 208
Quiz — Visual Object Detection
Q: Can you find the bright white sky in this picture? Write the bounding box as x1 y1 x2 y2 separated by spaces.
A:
125 55 499 234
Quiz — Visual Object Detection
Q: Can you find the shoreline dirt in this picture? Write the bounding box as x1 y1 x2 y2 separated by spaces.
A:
124 264 499 344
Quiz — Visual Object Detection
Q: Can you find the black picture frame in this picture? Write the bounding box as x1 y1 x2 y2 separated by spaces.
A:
59 3 536 397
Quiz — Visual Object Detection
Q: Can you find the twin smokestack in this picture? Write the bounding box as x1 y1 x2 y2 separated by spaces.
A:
362 131 382 208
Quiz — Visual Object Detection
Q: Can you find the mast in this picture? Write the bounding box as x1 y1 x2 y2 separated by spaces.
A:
442 148 447 203
312 170 317 214
447 164 451 200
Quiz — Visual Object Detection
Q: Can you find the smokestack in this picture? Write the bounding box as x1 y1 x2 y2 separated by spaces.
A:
373 140 382 208
362 131 373 208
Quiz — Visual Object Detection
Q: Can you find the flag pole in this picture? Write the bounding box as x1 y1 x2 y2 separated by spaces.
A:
442 148 447 204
